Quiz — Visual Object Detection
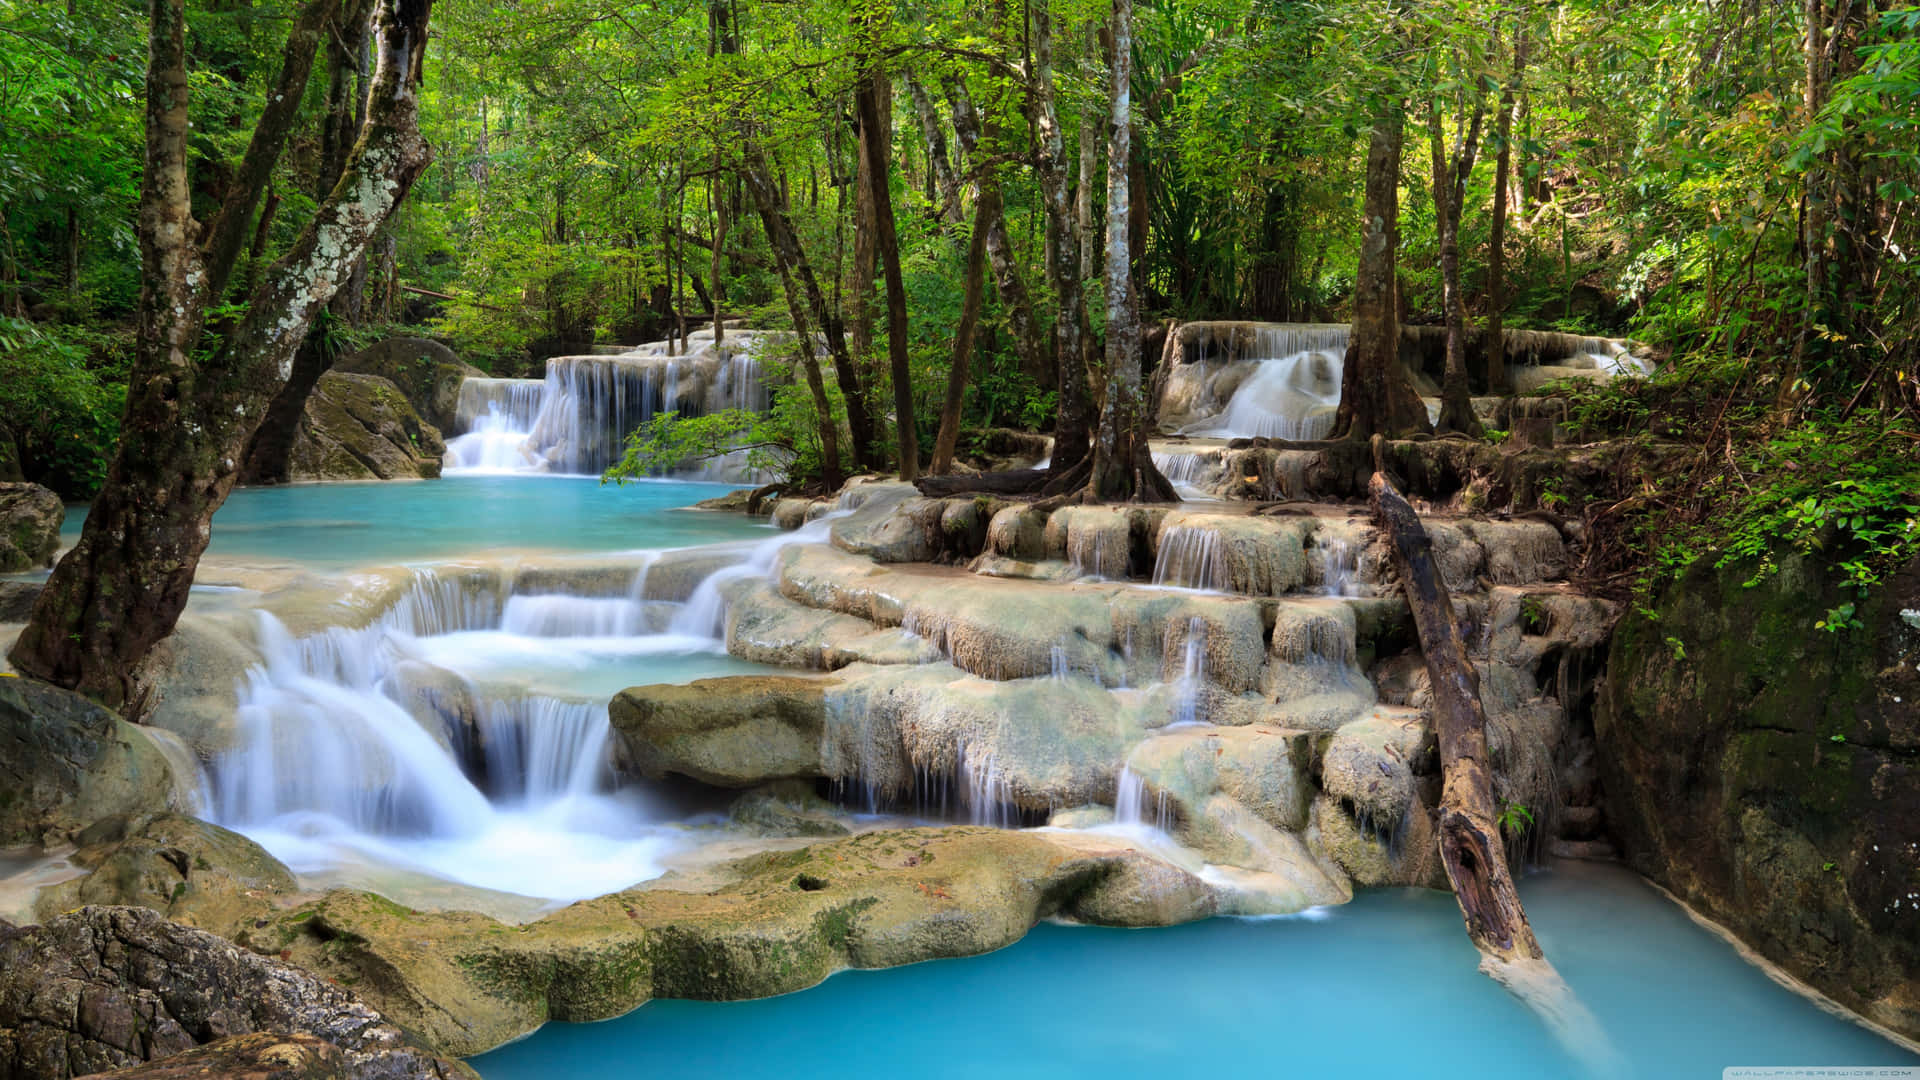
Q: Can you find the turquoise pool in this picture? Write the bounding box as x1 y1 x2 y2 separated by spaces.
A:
471 861 1916 1080
58 475 768 567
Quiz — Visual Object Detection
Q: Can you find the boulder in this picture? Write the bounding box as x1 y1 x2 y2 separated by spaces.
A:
287 373 446 482
35 814 297 935
87 1032 352 1079
333 337 482 434
1124 725 1315 834
1598 550 1920 1040
0 678 177 847
0 483 62 573
253 826 1199 1056
0 906 467 1080
610 675 834 787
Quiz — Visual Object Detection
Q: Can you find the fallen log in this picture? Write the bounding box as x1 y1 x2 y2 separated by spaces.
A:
1367 448 1541 966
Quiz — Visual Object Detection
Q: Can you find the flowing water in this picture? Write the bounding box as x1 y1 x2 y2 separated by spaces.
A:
470 860 1917 1078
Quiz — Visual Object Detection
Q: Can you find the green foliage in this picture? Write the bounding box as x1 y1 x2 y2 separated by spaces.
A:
0 317 127 497
1496 801 1534 835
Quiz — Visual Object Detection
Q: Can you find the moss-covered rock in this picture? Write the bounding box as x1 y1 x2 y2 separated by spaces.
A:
287 373 446 483
0 677 177 847
334 337 483 434
610 676 836 787
35 814 298 934
1597 550 1920 1040
256 827 1149 1056
0 482 61 573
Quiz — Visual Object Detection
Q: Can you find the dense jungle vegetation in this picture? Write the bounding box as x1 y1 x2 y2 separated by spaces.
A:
3 0 1917 604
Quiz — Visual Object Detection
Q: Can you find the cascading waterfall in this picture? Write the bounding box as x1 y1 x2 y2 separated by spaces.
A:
1189 349 1343 440
1152 527 1228 592
1151 449 1224 498
1114 766 1173 832
209 543 795 901
1168 616 1210 727
1315 537 1358 597
443 331 776 478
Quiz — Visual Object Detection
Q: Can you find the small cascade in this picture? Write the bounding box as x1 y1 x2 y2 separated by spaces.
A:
1151 449 1224 498
209 542 814 901
959 746 1018 828
500 594 648 638
1152 527 1228 592
470 696 612 803
1168 616 1210 727
1049 643 1072 680
443 331 777 477
1114 767 1173 832
669 510 848 639
1314 537 1358 597
1190 350 1342 440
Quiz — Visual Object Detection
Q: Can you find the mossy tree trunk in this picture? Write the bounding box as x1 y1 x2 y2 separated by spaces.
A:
8 0 436 711
1333 103 1431 441
1086 0 1174 504
239 0 379 486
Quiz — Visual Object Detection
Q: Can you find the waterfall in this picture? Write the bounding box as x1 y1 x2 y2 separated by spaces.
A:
1168 615 1209 728
1189 349 1342 440
1314 537 1358 597
208 537 816 901
959 745 1017 828
1114 767 1172 832
1151 449 1224 498
443 332 776 478
1152 526 1228 592
669 510 849 639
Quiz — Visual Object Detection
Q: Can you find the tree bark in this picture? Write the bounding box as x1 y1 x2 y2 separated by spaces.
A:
848 78 884 469
9 0 436 710
931 189 993 474
854 68 920 481
740 146 845 490
1334 104 1431 441
240 0 379 486
1029 0 1093 476
1368 458 1541 965
1485 23 1528 395
1086 0 1173 503
905 76 963 224
945 78 1052 392
1427 92 1486 436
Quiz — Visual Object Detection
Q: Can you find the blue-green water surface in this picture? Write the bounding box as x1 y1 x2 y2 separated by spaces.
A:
472 862 1915 1080
58 476 766 567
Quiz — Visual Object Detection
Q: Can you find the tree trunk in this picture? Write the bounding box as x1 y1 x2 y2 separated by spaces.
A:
849 81 884 469
905 76 962 224
8 0 436 710
1485 23 1528 395
1368 459 1540 965
740 146 845 490
854 68 919 481
945 78 1051 391
931 189 992 474
240 0 378 486
1029 0 1093 476
1334 104 1430 441
1086 0 1171 503
1427 94 1485 436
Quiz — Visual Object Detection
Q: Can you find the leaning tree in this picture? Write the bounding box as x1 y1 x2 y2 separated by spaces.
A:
8 0 438 710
